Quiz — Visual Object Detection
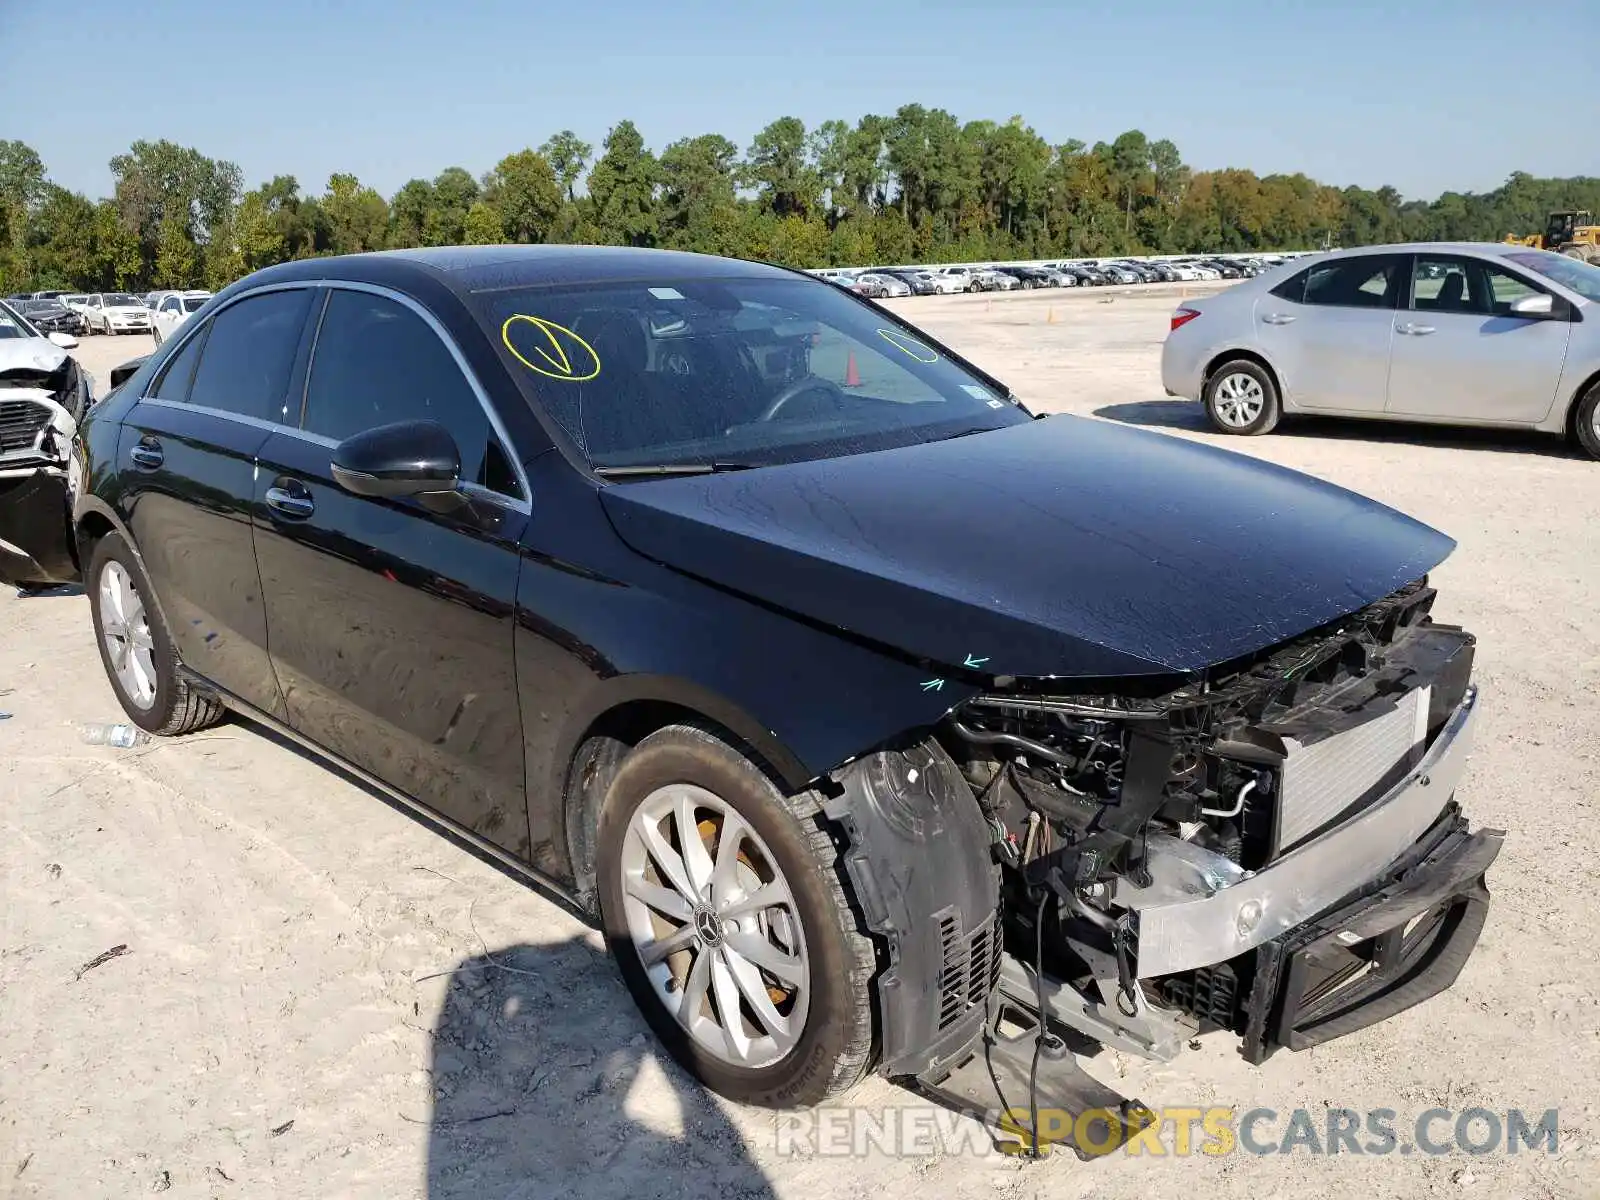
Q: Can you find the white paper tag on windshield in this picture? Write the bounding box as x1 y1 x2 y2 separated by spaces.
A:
961 384 994 401
987 399 1005 409
648 287 685 301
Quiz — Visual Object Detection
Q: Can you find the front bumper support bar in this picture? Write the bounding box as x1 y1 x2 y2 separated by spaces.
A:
1129 686 1481 977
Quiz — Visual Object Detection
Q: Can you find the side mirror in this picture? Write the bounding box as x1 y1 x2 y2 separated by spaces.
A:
47 331 79 349
1509 293 1555 317
331 420 463 509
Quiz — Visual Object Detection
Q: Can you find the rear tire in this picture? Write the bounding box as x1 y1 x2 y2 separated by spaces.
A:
1574 383 1600 460
1204 358 1281 435
595 725 876 1108
86 532 225 736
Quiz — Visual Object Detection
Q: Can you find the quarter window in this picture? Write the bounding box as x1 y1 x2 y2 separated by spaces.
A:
1268 269 1307 303
301 290 520 498
186 289 313 422
150 325 208 401
1302 256 1406 309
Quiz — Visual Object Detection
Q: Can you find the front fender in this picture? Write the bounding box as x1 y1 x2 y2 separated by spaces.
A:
513 543 980 891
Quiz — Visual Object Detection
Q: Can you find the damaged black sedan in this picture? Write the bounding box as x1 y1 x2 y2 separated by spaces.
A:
50 248 1499 1116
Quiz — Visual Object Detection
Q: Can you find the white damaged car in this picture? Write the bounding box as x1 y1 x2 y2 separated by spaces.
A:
0 300 94 589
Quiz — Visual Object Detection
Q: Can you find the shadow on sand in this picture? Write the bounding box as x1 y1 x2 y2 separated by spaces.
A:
424 936 778 1200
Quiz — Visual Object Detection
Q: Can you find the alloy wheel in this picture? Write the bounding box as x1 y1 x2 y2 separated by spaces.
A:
98 560 157 709
618 783 810 1069
1213 372 1266 428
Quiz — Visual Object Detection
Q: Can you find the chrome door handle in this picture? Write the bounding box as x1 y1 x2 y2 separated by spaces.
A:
264 486 315 519
1396 322 1436 336
129 442 163 469
1261 312 1297 325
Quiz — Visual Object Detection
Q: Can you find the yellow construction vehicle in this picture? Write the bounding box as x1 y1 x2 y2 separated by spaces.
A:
1503 210 1600 262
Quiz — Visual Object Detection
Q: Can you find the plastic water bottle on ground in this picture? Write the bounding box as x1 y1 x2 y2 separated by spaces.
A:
80 723 150 748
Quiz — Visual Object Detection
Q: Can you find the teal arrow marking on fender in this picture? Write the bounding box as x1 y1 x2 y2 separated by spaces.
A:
963 654 990 669
920 678 945 692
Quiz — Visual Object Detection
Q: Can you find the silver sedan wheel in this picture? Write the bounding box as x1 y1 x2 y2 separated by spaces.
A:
1592 403 1600 445
619 783 810 1069
99 560 157 709
1213 372 1265 428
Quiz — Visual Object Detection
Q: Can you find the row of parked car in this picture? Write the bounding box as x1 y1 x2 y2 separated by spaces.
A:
2 288 213 344
817 255 1285 298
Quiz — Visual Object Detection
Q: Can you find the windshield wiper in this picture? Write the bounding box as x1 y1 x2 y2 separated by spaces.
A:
924 425 999 444
593 462 759 479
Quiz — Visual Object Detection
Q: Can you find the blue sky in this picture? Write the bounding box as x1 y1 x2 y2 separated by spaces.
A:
3 0 1588 202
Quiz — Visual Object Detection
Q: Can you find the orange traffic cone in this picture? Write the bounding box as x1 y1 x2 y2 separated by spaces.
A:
844 351 862 388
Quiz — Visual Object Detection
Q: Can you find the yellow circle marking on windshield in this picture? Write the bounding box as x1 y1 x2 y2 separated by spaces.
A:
502 314 601 382
876 328 939 364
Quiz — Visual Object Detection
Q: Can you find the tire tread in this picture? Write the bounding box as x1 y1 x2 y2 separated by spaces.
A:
598 722 880 1106
88 532 226 737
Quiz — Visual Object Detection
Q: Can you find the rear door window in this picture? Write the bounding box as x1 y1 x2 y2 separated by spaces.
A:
187 289 313 423
1302 255 1407 309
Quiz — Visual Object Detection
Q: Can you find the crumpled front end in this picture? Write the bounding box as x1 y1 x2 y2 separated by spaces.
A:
0 388 81 588
931 579 1500 1075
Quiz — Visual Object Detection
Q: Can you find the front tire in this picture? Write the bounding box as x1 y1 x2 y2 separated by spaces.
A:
87 532 225 735
596 725 876 1108
1204 358 1281 435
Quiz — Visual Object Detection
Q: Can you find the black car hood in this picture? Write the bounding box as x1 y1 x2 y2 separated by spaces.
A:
599 417 1455 680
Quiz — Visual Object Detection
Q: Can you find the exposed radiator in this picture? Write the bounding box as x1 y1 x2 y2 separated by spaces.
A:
1275 685 1431 853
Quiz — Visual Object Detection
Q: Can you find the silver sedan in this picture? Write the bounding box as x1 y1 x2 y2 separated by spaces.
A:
1161 242 1600 458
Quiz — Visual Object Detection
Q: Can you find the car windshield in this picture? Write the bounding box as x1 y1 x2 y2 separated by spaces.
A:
477 275 1029 472
182 295 209 311
105 293 141 306
0 303 40 339
1504 249 1600 302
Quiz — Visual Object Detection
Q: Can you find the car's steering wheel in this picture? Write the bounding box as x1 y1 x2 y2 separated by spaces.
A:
758 377 848 422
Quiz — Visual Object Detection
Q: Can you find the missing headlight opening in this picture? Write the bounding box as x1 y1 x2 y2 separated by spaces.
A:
912 577 1500 1123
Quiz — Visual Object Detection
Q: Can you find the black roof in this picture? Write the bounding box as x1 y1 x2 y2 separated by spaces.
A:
234 245 798 300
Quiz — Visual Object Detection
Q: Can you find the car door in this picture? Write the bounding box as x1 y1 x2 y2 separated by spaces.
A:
1255 253 1407 413
152 296 176 342
119 286 316 720
250 285 533 857
1384 253 1572 423
87 294 103 332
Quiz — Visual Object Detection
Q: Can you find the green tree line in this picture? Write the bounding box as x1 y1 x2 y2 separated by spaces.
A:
3 111 1598 293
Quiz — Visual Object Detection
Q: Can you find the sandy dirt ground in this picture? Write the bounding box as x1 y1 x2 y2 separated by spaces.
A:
3 299 1597 1199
